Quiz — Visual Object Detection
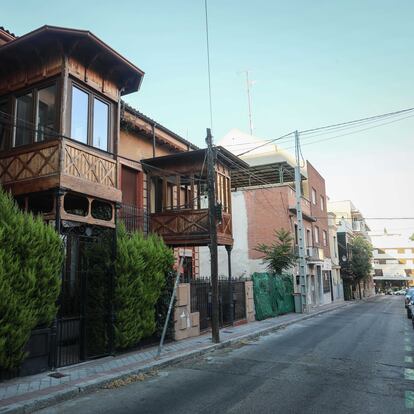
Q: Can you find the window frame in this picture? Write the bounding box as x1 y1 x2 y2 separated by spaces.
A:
311 188 317 205
10 79 60 148
314 226 319 244
68 80 112 153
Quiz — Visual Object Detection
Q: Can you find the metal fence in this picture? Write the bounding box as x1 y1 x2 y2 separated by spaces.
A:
190 278 246 331
118 204 148 234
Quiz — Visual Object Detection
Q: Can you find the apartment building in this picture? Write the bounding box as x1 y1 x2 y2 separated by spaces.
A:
371 231 414 290
328 200 374 299
200 129 335 307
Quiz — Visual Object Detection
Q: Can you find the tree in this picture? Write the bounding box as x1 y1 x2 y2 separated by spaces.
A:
0 188 63 370
410 233 414 242
349 235 373 298
114 224 174 349
255 229 297 275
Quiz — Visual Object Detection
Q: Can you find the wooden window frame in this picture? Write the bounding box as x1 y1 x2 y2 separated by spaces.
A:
9 79 60 149
68 80 113 153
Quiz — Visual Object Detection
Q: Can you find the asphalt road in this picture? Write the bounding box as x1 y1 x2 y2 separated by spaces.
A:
38 296 414 414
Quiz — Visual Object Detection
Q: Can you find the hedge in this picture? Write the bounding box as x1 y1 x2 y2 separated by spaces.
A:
0 189 63 370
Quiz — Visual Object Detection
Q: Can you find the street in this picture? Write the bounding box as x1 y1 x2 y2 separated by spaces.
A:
38 296 413 414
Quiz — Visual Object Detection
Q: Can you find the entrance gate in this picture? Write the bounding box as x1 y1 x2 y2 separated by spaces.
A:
55 224 114 367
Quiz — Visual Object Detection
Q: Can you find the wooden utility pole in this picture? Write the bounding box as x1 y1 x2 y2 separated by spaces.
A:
206 128 220 343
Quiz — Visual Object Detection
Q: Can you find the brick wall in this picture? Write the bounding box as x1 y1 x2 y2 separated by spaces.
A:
306 161 331 259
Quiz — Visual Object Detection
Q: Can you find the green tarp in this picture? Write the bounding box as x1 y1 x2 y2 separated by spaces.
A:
252 273 295 321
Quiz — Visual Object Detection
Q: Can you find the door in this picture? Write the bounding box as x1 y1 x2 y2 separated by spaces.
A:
56 226 113 367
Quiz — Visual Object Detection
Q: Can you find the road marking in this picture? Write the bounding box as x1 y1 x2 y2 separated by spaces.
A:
406 356 413 363
406 346 413 352
406 391 414 409
405 368 414 380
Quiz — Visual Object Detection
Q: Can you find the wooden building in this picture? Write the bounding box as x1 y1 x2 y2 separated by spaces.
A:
0 24 246 371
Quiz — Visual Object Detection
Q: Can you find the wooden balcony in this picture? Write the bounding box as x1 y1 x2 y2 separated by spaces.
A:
150 209 232 247
0 138 121 202
142 147 246 247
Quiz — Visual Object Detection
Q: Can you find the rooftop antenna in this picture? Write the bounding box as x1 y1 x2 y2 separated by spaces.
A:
242 70 254 135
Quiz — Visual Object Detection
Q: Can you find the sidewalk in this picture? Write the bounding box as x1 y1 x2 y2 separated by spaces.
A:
0 300 349 414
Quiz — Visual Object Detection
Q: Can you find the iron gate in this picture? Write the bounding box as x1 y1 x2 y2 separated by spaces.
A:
190 278 246 331
55 223 114 367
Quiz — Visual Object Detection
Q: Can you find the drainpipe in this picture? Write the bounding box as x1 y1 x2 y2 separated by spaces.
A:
152 123 157 158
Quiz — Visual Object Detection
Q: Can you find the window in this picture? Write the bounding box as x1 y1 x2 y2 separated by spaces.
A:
398 248 405 254
307 229 311 247
314 226 319 244
378 259 386 264
0 99 9 150
70 83 111 151
374 269 383 276
333 236 338 257
294 224 298 245
311 188 317 205
323 230 327 246
12 82 58 148
91 200 112 221
15 92 33 146
406 269 413 276
93 98 109 151
323 271 331 293
37 84 58 142
71 86 88 144
320 195 324 211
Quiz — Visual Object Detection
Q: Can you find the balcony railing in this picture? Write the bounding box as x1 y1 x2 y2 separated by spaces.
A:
118 204 148 234
0 138 121 202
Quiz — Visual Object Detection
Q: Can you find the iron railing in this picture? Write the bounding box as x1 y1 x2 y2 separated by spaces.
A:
118 204 148 234
190 278 247 331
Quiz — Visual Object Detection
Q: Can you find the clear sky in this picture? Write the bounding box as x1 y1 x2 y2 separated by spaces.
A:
3 0 414 237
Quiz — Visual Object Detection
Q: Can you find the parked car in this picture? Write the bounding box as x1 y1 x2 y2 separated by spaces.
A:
395 289 407 295
405 288 414 308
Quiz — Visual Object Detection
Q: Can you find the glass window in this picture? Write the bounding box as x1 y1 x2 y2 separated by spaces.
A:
93 98 109 151
15 92 33 147
71 86 88 144
314 226 319 244
37 84 57 141
0 100 8 150
320 195 324 211
312 188 317 205
91 200 112 221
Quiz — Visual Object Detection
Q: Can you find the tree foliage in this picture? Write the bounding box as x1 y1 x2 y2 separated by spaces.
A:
349 236 373 282
114 224 174 349
0 189 63 370
255 229 297 275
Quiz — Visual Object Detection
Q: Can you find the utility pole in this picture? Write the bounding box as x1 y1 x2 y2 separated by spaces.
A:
206 128 220 343
244 70 253 135
294 130 308 313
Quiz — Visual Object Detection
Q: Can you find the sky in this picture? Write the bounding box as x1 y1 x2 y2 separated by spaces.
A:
3 0 414 238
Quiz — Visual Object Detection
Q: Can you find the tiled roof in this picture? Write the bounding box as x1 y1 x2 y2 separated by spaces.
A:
0 26 16 38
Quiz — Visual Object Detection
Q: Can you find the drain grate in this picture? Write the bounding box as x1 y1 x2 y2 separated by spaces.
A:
48 372 67 379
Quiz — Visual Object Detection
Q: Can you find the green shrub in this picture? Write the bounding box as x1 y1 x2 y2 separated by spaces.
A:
114 224 174 349
0 189 63 370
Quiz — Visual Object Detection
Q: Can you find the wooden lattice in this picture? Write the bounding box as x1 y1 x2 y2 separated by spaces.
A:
0 143 60 184
63 142 116 188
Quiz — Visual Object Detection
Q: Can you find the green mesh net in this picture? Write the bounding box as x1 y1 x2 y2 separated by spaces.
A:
252 273 295 321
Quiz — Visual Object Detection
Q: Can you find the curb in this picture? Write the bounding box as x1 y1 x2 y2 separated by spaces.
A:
1 301 352 414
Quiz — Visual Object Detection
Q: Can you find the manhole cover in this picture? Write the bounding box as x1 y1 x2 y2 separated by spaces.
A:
48 372 67 379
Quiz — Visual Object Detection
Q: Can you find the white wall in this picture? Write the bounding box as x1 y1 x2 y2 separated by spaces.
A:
199 191 267 278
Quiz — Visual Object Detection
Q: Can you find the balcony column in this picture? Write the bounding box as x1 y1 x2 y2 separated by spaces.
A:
226 245 234 325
